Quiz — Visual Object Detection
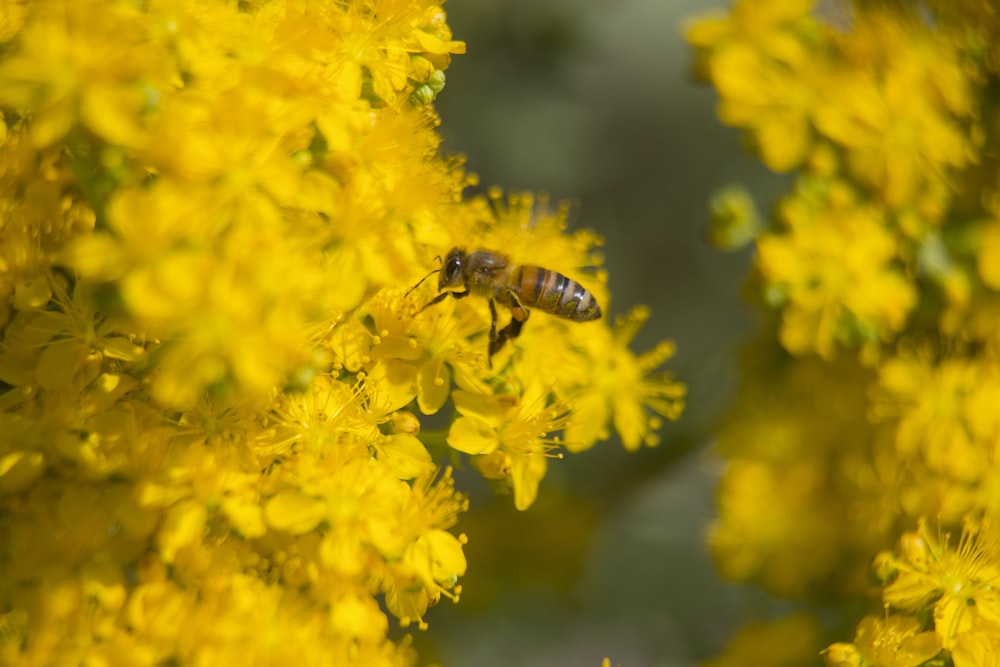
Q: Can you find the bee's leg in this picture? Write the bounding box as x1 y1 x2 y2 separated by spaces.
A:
489 292 530 361
489 299 499 343
418 289 469 313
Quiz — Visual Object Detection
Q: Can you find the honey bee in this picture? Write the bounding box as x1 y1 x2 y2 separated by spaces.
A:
407 247 602 363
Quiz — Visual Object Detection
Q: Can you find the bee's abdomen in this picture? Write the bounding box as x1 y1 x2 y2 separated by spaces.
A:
514 265 601 322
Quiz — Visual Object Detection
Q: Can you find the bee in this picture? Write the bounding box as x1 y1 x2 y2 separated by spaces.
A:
407 247 602 363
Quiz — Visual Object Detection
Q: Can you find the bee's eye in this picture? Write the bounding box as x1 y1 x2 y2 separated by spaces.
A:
445 257 461 281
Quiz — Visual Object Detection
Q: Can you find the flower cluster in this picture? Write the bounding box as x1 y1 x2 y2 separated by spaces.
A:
0 1 683 664
688 0 1000 665
825 517 1000 667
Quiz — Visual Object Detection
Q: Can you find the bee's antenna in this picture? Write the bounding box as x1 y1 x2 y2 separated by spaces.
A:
404 255 443 299
404 268 440 298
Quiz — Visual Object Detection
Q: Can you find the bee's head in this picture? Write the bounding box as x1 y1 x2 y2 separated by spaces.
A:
439 247 466 290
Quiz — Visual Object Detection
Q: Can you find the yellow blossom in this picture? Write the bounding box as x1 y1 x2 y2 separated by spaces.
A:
757 180 916 358
685 0 821 172
879 518 1000 649
873 348 1000 488
953 625 1000 667
562 306 685 452
849 615 942 667
702 613 822 667
688 0 1000 665
0 0 168 147
449 381 568 510
814 9 976 207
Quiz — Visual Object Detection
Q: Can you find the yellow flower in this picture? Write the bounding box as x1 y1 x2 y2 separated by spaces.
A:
822 642 863 667
708 39 819 172
702 613 822 667
449 381 568 510
814 10 976 207
953 624 1000 667
385 528 467 629
873 348 1000 488
0 0 168 147
685 0 821 172
709 351 893 597
562 306 685 452
0 119 94 328
710 458 844 598
880 518 1000 649
332 0 464 107
757 180 916 358
849 615 942 667
363 286 483 415
4 277 143 391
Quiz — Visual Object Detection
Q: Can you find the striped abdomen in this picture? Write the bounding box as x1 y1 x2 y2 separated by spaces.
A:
510 265 601 321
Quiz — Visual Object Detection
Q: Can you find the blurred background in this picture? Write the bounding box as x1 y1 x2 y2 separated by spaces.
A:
416 1 791 665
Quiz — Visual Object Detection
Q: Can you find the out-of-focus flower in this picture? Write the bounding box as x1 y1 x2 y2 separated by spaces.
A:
687 0 1000 663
